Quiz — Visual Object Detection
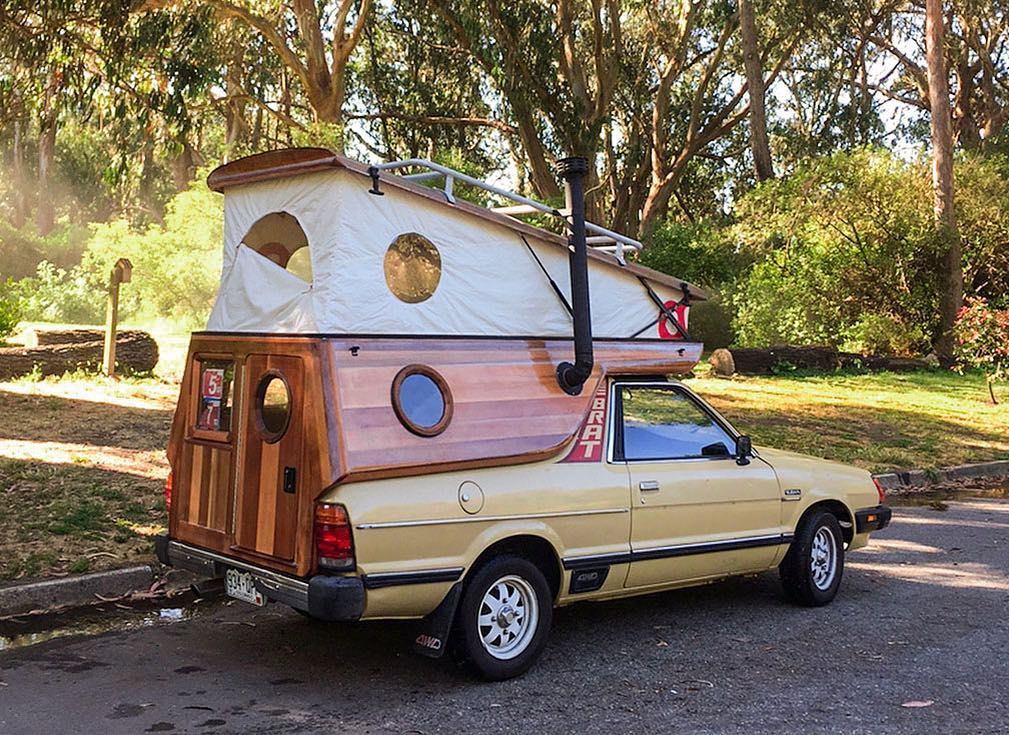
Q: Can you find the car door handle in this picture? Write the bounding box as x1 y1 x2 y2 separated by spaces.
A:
639 480 660 492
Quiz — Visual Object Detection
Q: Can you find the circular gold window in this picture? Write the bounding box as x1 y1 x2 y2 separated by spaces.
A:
383 233 442 303
256 373 291 442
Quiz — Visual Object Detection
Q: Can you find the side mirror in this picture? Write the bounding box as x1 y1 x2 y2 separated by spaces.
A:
735 435 753 466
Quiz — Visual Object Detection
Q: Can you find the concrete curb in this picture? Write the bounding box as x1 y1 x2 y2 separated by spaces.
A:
0 564 155 617
874 460 1009 493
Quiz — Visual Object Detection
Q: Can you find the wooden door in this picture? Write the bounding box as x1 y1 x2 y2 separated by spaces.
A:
234 354 305 562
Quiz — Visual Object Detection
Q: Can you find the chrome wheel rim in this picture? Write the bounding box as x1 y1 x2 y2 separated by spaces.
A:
477 574 539 660
810 527 837 590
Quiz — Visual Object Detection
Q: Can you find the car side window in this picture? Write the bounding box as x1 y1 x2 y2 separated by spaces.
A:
619 386 735 461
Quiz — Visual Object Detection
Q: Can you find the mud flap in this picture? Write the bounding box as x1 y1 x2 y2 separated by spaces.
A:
412 582 462 659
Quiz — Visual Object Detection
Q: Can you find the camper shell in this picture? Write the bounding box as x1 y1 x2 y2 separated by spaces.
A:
158 148 890 680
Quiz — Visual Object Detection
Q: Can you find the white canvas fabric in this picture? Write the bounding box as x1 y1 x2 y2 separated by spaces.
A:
207 244 317 333
208 168 689 339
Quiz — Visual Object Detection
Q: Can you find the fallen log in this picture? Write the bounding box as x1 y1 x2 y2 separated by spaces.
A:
710 345 931 376
721 345 840 375
838 353 930 372
24 328 150 347
0 332 159 380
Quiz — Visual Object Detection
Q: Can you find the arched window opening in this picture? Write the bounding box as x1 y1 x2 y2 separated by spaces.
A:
241 211 312 282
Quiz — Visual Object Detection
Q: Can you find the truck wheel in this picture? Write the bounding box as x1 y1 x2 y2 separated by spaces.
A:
456 555 553 681
780 510 844 607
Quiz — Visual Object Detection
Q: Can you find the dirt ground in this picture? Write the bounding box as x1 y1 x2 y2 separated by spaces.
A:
0 376 177 579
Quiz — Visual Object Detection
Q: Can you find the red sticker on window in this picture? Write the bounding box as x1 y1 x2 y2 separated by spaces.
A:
657 301 688 340
560 382 608 463
202 368 225 400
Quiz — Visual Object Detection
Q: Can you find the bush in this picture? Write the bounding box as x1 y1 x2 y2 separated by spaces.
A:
79 179 223 329
727 149 941 351
954 296 1009 403
839 314 928 356
637 219 746 291
15 261 105 324
0 278 24 340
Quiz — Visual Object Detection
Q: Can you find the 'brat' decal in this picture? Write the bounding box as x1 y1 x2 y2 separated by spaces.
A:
560 382 608 462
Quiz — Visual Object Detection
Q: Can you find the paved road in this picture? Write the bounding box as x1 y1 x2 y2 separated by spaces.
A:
2 500 1008 735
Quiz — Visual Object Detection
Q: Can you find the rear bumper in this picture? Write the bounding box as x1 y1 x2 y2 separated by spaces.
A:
155 535 364 622
855 505 892 533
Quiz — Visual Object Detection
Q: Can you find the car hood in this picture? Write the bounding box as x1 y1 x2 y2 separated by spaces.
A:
756 446 876 493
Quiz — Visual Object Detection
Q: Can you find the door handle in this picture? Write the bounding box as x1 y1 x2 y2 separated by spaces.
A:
283 466 297 494
639 480 660 492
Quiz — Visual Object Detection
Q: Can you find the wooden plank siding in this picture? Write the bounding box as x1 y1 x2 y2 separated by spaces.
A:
323 337 702 484
166 333 701 577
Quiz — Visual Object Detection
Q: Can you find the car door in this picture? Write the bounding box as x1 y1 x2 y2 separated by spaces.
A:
613 382 785 589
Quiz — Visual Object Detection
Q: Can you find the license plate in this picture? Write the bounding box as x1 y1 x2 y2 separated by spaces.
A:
225 568 265 607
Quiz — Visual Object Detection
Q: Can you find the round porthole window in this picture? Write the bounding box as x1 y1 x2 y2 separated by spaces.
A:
391 365 452 437
384 233 442 303
256 373 291 442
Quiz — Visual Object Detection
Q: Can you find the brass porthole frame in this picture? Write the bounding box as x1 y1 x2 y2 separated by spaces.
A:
255 370 292 444
391 364 453 437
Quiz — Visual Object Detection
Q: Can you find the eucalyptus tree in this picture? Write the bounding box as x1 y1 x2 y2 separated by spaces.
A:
176 0 373 138
867 0 1009 149
347 0 507 168
0 0 133 233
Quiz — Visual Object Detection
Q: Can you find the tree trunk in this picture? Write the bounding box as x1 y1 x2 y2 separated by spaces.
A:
36 77 59 236
925 0 963 366
172 139 196 192
738 0 774 181
11 120 29 229
224 46 249 159
139 134 160 220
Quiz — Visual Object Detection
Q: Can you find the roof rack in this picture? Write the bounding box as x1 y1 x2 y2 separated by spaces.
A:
371 158 642 263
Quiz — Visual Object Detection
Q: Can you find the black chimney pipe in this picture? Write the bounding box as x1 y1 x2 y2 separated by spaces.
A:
555 156 593 396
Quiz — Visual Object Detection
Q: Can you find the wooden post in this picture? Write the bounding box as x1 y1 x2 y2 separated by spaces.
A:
103 258 133 377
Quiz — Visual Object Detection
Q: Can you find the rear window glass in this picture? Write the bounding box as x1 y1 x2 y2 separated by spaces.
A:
196 360 234 433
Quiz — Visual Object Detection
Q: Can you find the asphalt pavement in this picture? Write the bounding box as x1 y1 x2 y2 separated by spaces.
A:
2 499 1008 735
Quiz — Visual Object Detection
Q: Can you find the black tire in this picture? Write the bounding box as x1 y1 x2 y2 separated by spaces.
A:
455 555 553 681
779 510 845 607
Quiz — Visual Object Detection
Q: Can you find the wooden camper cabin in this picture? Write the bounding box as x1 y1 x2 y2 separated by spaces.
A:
167 148 704 577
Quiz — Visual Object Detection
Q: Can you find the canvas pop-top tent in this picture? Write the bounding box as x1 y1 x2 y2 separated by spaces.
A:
205 148 704 339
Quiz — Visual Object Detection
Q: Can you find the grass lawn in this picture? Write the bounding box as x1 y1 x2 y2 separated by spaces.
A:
684 367 1009 473
0 374 175 580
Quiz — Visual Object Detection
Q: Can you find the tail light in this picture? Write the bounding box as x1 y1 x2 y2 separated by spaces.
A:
315 503 354 571
164 471 173 512
872 477 886 504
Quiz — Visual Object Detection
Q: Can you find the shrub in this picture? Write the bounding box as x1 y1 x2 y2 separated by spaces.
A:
0 278 24 340
15 261 105 324
727 149 938 350
840 314 928 356
79 179 223 329
953 296 1009 404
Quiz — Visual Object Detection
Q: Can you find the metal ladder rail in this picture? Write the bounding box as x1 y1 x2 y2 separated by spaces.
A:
370 158 642 263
